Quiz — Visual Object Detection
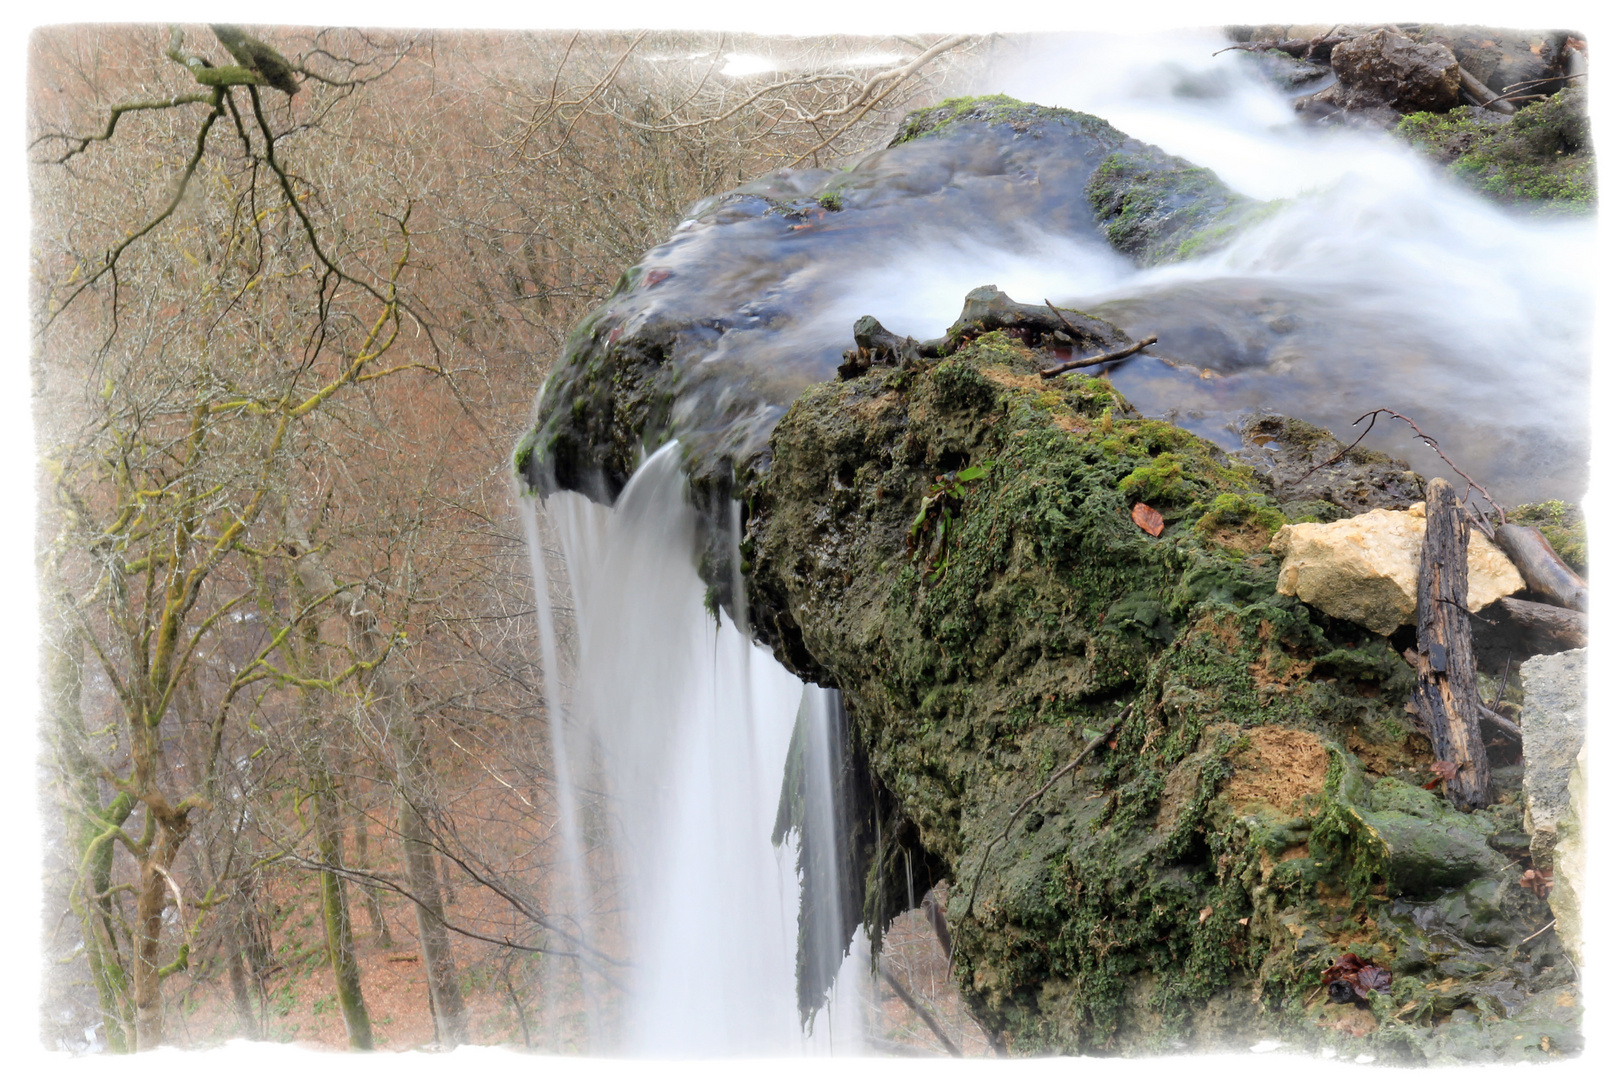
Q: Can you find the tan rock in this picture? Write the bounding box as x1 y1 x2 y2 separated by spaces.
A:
1270 503 1525 635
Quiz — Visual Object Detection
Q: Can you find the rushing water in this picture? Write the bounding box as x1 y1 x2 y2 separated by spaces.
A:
523 445 868 1054
520 29 1593 1055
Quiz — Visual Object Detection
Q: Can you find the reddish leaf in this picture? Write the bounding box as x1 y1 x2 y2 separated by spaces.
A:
1132 502 1165 537
1519 868 1554 899
643 267 673 287
1430 760 1460 781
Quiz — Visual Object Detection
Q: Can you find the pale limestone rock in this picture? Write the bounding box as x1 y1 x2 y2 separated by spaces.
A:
1550 744 1585 968
1270 503 1525 635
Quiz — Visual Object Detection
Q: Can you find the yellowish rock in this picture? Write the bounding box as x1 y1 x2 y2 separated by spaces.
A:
1270 503 1525 635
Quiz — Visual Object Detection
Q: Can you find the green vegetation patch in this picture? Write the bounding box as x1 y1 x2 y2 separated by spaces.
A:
1085 149 1259 266
1397 88 1594 211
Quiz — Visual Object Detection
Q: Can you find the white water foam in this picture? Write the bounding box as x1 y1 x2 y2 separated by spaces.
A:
522 444 867 1054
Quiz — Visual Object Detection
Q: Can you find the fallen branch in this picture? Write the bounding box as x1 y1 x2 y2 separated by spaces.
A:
1494 596 1587 651
1457 65 1516 114
878 962 962 1057
1479 703 1521 741
966 718 1119 915
1302 409 1506 532
1492 525 1588 611
1411 477 1491 809
1040 335 1157 378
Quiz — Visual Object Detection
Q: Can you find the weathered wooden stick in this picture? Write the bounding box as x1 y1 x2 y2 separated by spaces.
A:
1495 596 1588 651
1412 477 1491 809
1479 703 1522 740
1040 335 1157 378
1492 524 1587 611
1457 65 1516 114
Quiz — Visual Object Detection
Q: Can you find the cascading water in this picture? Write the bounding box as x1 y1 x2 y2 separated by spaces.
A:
522 445 868 1054
518 28 1591 1056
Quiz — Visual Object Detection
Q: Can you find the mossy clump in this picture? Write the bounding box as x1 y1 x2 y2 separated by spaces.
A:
888 93 1124 146
1397 88 1594 211
740 330 1542 1055
1085 149 1259 266
1196 492 1286 554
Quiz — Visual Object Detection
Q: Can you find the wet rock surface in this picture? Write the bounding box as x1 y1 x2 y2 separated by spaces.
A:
519 78 1589 1061
1298 29 1461 126
514 95 1246 504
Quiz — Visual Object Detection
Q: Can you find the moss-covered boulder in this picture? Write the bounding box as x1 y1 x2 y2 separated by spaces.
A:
742 323 1578 1059
1397 88 1594 211
514 95 1255 505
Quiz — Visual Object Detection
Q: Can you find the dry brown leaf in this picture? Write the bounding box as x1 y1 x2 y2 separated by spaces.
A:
1132 502 1165 537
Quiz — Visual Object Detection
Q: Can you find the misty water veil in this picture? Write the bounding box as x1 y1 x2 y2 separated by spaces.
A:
518 30 1590 1055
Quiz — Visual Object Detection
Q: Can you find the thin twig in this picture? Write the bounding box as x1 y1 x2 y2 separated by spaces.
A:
966 718 1120 915
1040 335 1158 378
1301 409 1506 528
1522 919 1557 944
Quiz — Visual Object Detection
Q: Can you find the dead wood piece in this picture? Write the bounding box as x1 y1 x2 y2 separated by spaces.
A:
1479 703 1522 740
838 314 921 378
1040 335 1157 378
1492 524 1587 611
1412 477 1491 809
1495 595 1587 652
1456 64 1516 114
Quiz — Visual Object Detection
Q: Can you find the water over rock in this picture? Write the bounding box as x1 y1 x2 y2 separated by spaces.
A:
520 89 1586 1061
514 95 1248 505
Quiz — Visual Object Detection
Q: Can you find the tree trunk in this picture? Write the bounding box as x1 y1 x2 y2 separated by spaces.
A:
351 804 394 947
395 730 470 1046
131 817 189 1050
224 918 262 1039
42 598 136 1051
1412 477 1492 809
286 507 469 1046
314 774 375 1049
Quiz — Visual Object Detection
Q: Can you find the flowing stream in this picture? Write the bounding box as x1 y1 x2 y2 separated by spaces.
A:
520 29 1592 1055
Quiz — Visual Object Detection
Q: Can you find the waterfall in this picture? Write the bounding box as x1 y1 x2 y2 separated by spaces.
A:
515 28 1592 1057
522 444 868 1054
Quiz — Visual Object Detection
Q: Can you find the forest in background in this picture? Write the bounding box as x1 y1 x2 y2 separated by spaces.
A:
28 23 997 1053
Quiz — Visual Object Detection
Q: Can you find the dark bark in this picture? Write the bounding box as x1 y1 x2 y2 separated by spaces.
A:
1492 595 1588 652
1412 477 1491 809
1492 524 1588 610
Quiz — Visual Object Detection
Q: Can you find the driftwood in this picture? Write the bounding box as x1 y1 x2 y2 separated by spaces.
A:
1040 335 1158 378
1494 596 1588 652
1492 524 1587 611
838 315 924 378
1457 65 1516 114
1411 477 1491 809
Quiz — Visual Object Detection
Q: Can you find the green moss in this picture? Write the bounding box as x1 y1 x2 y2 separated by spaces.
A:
1397 89 1594 211
816 191 844 211
1086 150 1255 266
889 94 1124 146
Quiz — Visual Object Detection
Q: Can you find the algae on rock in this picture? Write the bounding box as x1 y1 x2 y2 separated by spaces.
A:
740 320 1575 1058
